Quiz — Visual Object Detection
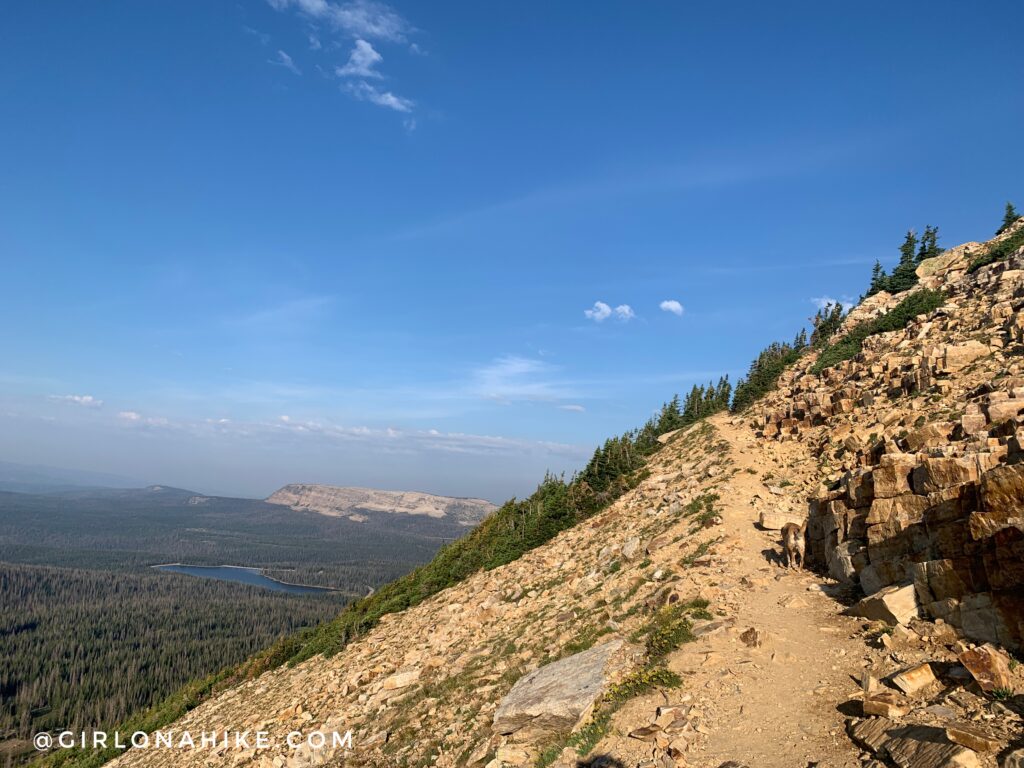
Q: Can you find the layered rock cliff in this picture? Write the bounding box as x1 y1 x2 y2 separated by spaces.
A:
266 484 496 526
758 219 1024 651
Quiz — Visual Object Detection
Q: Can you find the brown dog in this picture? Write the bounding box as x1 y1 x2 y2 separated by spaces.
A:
781 520 807 569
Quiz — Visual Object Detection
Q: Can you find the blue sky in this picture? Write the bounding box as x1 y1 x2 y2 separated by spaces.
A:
1 2 1021 501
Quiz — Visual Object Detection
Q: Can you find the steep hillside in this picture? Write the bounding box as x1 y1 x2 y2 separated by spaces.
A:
77 223 1024 768
266 484 496 526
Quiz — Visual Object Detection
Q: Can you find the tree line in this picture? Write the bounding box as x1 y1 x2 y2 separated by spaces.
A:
0 563 341 750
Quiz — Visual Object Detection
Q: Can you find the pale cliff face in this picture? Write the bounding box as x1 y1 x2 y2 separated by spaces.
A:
266 484 497 526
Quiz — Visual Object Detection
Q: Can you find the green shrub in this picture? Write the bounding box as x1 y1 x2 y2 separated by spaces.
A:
967 226 1024 273
811 289 945 374
731 337 806 412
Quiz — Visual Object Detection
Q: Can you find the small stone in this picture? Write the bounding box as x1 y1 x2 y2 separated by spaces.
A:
628 725 661 741
891 663 938 696
945 723 1002 753
739 627 763 648
863 690 911 718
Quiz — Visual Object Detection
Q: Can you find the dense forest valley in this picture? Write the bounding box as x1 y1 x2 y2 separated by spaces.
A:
0 484 472 763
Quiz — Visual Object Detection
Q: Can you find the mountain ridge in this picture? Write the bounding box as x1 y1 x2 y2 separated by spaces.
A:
266 483 497 525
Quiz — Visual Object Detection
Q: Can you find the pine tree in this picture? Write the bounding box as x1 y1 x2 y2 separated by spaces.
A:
868 260 884 294
998 202 1020 235
810 302 845 349
916 225 941 262
885 229 920 293
899 230 918 264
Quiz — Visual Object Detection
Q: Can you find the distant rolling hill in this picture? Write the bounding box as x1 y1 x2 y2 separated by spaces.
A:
0 459 140 494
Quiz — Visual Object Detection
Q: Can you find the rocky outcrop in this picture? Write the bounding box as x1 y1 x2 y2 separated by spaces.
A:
266 483 496 525
492 639 640 738
757 235 1024 650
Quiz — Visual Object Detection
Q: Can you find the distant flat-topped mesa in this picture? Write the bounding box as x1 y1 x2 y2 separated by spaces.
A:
265 483 497 525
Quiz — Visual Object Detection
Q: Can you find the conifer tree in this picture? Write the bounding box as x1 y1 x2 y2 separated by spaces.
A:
899 230 918 264
916 225 941 262
868 260 884 294
885 229 921 293
998 202 1020 235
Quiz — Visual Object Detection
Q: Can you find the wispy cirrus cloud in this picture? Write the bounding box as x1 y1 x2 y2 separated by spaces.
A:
336 39 383 78
265 0 419 118
50 394 103 408
118 411 170 427
243 26 271 46
112 407 586 460
227 296 334 333
270 49 302 75
343 80 413 112
266 0 412 43
470 355 576 404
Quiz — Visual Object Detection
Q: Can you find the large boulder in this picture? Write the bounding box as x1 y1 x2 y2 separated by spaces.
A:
912 458 979 495
492 639 639 738
845 583 920 625
938 340 988 373
872 455 919 499
985 399 1024 423
758 508 805 530
976 463 1024 539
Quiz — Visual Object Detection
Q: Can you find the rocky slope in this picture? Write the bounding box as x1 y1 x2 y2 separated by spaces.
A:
266 484 496 526
104 224 1024 768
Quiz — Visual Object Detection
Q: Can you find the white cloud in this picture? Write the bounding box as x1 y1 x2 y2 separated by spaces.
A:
271 49 301 74
267 0 412 43
659 299 684 316
267 0 420 117
118 410 171 428
559 404 585 413
584 301 612 322
336 39 383 78
50 394 103 408
811 295 855 312
584 301 634 322
343 81 413 112
264 416 586 458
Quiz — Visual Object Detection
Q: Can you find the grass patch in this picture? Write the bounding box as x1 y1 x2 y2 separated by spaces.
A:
680 538 718 568
537 599 707 766
684 493 720 532
967 226 1024 273
535 666 683 767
